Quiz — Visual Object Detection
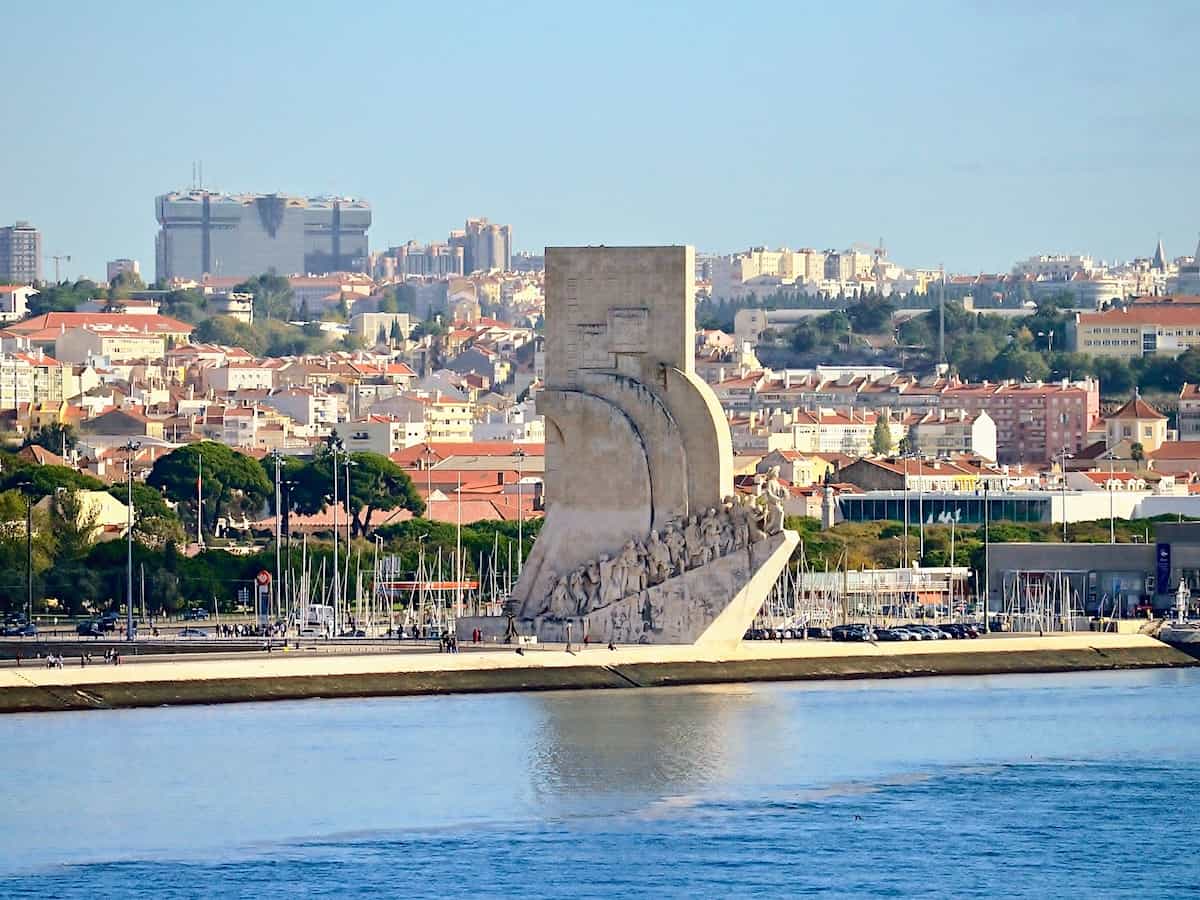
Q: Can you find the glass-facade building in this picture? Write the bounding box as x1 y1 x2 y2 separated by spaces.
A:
155 192 370 281
839 491 1052 526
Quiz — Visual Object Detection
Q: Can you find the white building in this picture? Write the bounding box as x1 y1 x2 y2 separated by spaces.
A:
907 409 997 462
0 285 36 322
343 415 427 455
203 362 275 393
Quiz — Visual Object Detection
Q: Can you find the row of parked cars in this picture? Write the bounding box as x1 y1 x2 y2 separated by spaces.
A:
831 623 980 642
75 612 121 637
2 614 37 637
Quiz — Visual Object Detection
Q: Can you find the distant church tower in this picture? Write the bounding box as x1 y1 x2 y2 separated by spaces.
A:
1152 238 1167 272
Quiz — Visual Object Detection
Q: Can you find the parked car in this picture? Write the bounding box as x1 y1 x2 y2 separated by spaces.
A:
178 627 209 637
183 608 209 621
831 624 874 642
76 621 103 637
13 623 37 637
98 612 119 631
873 628 905 642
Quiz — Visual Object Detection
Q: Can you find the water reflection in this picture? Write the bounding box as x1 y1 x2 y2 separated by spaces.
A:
522 685 761 803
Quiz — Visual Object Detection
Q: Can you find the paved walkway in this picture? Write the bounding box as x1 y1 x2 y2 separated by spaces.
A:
0 632 1166 692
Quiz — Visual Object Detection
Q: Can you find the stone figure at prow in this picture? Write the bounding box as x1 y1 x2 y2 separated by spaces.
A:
507 245 797 646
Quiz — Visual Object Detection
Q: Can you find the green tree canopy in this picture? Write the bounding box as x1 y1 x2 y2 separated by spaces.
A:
148 443 272 536
234 273 294 321
22 423 77 455
871 417 895 455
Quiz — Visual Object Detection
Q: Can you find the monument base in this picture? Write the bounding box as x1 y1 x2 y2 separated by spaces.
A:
460 531 797 647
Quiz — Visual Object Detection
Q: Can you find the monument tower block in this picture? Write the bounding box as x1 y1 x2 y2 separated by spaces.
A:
506 246 797 646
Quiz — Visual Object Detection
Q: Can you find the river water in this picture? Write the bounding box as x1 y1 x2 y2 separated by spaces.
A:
2 668 1198 898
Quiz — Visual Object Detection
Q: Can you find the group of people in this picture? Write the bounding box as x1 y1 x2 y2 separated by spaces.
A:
542 478 787 620
218 623 284 639
438 633 460 653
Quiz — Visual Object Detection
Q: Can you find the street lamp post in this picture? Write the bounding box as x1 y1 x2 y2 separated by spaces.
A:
25 491 32 624
982 478 991 634
1057 447 1073 542
283 479 294 625
902 455 909 568
330 441 341 625
1106 452 1116 544
421 445 436 512
122 440 142 642
513 447 527 573
271 451 282 620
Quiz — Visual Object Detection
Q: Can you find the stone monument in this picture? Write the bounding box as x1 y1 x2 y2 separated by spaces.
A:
499 245 797 646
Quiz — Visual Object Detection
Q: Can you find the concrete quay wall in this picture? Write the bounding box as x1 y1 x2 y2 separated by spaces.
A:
0 634 1192 714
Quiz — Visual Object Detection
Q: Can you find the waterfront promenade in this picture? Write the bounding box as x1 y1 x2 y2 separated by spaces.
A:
0 632 1193 713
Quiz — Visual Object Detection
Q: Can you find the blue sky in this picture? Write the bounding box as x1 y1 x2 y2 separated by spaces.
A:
4 0 1198 280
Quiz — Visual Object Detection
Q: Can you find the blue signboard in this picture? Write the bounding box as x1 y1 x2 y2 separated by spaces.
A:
1156 542 1171 595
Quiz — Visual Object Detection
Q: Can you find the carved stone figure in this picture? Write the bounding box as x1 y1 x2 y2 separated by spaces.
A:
742 494 766 543
730 496 752 548
701 508 722 564
599 553 623 606
569 567 588 615
646 530 672 584
548 574 574 619
684 515 705 569
719 506 735 553
618 540 644 595
664 522 686 575
584 558 602 610
763 493 786 535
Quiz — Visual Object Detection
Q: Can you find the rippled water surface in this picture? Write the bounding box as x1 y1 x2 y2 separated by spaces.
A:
2 668 1198 898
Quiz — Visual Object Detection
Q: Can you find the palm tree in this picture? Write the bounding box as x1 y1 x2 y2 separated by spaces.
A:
1130 442 1145 469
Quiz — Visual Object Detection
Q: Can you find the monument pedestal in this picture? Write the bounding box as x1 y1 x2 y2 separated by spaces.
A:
459 530 798 648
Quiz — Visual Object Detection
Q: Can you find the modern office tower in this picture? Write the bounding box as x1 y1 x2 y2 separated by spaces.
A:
449 218 512 273
154 191 371 281
0 222 42 284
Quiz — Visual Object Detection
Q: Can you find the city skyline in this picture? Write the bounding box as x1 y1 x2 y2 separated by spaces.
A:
3 1 1199 280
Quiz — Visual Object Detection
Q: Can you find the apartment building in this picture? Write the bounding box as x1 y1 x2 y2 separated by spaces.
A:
0 222 41 284
1180 384 1200 440
941 379 1098 463
1074 297 1200 359
343 415 428 455
907 409 997 462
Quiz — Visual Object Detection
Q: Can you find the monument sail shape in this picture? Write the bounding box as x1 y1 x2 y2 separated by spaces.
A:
509 246 797 645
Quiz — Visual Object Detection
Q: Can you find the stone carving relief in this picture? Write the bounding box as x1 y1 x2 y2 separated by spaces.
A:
536 492 785 620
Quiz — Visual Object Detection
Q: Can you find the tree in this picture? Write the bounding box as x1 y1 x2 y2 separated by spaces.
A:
847 295 896 333
148 443 272 536
192 316 266 355
871 417 895 455
344 452 425 536
234 273 294 321
50 489 100 562
265 449 425 537
23 423 78 455
0 463 104 499
109 481 185 548
1131 442 1145 467
109 270 146 295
